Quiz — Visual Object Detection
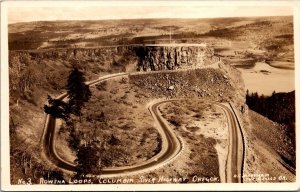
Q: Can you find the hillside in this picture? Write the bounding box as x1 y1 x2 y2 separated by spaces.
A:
246 91 295 126
9 47 137 183
245 110 295 182
9 42 247 183
54 66 244 183
246 91 295 166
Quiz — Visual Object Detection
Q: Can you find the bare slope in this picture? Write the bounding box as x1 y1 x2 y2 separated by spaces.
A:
244 110 295 182
159 100 228 182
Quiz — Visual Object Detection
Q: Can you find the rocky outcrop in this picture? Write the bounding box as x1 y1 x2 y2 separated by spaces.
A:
11 44 219 73
13 46 137 61
135 45 218 71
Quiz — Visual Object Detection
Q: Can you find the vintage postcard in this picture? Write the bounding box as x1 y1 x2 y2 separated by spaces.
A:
1 0 299 191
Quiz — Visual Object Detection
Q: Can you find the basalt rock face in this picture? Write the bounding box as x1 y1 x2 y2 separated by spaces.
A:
13 46 137 61
135 45 218 71
11 45 218 73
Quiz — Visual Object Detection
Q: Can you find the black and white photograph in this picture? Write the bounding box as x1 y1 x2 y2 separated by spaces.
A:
1 0 299 191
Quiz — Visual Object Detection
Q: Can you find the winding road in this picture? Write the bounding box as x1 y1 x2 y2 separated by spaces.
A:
40 72 244 182
216 103 244 183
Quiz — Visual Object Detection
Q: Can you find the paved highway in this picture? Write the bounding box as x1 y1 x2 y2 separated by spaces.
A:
216 103 244 183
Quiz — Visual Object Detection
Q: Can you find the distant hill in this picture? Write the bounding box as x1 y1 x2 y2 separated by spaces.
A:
8 16 293 51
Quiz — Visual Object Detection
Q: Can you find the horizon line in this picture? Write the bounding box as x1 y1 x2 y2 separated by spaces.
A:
8 14 293 25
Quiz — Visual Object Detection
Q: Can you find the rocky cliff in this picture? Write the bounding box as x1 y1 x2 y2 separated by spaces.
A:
135 45 219 71
10 44 220 75
12 46 137 61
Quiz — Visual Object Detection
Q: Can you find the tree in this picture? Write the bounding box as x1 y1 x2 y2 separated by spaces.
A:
67 123 80 150
74 144 102 178
67 66 91 117
44 95 69 121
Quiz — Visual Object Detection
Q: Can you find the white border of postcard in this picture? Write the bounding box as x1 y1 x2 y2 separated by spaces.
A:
1 0 300 191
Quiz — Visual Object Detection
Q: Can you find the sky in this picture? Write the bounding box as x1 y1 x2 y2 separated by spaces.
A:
7 2 294 24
